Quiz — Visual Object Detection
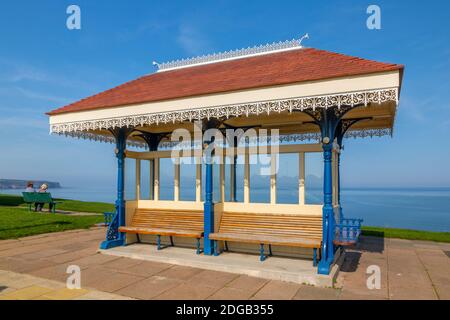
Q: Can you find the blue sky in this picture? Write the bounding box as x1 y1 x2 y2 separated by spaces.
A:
0 0 449 189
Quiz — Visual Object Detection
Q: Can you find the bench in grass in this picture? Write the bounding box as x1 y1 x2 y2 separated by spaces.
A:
22 192 61 213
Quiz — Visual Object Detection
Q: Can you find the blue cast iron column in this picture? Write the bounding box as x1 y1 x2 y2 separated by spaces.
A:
317 110 337 275
337 151 343 223
116 128 127 243
202 118 221 255
203 139 215 255
318 142 335 274
100 127 128 249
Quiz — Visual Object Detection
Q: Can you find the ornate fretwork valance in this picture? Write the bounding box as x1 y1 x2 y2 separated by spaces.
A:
57 127 394 150
50 87 398 137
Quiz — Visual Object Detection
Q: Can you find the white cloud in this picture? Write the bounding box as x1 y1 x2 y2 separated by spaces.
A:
0 115 47 130
0 86 72 105
176 24 212 56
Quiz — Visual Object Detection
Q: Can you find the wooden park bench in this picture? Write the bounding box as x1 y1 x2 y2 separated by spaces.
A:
209 212 322 266
118 208 204 254
22 192 61 213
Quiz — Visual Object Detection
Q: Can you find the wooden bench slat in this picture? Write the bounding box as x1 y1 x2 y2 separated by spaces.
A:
209 232 321 248
121 209 204 241
211 212 323 253
119 226 202 238
223 214 321 219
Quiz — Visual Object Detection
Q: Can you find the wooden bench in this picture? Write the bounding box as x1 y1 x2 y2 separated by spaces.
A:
118 208 204 254
22 192 61 213
209 212 322 266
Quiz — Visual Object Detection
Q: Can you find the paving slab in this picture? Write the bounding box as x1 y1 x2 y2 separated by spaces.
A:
207 287 256 300
28 262 80 282
186 270 239 288
101 244 336 287
77 266 145 292
1 285 53 300
155 283 218 300
0 270 133 300
41 288 89 300
74 290 136 300
0 257 56 273
100 257 145 271
46 247 96 264
12 248 68 260
116 276 183 299
225 275 269 292
251 280 301 300
117 260 173 277
2 229 449 300
339 289 387 300
156 265 204 281
65 253 120 269
292 285 340 300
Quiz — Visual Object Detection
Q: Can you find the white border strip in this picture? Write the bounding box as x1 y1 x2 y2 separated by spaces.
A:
50 87 399 135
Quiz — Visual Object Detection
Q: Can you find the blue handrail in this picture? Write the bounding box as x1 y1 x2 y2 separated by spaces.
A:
335 218 363 245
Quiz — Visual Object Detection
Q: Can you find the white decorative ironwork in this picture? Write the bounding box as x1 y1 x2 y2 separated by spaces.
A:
345 128 392 139
57 128 391 150
157 132 323 150
59 131 147 148
155 38 304 72
50 87 399 136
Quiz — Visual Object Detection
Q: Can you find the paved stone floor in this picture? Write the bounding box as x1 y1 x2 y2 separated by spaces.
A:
0 227 449 300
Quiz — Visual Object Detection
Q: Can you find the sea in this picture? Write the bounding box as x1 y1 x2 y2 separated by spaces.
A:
3 186 450 233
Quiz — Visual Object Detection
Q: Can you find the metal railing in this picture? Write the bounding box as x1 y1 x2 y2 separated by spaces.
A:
335 218 363 245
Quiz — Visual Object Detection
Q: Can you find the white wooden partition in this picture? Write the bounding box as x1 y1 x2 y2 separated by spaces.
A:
126 143 329 216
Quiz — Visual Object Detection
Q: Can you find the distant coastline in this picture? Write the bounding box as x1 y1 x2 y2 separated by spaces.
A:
0 179 61 190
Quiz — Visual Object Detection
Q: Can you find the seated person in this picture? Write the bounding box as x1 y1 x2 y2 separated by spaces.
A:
25 182 35 193
35 183 54 212
25 182 40 211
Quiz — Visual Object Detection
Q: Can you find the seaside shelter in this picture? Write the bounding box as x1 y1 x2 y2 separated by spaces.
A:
47 39 403 275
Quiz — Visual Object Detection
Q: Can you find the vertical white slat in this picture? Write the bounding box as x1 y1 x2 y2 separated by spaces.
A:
174 159 180 202
149 160 154 200
154 158 160 201
244 150 250 204
135 159 141 201
270 153 277 204
299 152 305 205
196 157 202 203
220 154 225 202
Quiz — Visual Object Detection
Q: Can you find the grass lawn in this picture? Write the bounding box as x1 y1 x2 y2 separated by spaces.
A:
362 226 450 243
0 193 114 213
0 194 112 239
0 207 104 240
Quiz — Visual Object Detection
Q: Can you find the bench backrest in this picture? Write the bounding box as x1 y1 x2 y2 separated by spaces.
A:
130 208 204 232
22 192 53 203
218 212 323 240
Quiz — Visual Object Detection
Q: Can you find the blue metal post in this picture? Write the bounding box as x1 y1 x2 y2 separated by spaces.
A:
259 244 266 262
203 142 215 255
315 109 339 275
337 152 343 223
156 235 161 250
100 127 127 249
196 238 201 255
318 142 334 274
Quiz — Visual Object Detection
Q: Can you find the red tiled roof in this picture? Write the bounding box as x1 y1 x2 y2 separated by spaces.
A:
47 48 403 115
